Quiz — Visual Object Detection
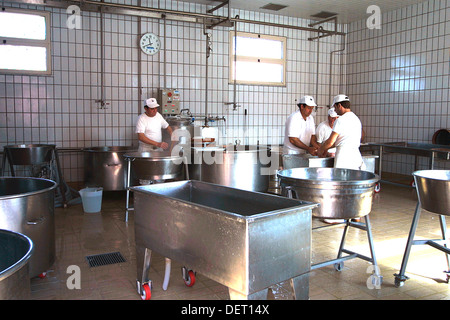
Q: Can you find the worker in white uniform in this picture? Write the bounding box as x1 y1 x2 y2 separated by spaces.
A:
311 107 339 157
317 94 366 170
135 98 173 152
283 95 319 155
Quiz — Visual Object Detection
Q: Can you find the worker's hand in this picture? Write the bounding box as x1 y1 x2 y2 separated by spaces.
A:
159 142 169 150
317 147 326 157
308 147 318 156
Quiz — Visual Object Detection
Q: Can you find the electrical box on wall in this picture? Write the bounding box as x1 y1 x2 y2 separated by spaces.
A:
158 89 180 115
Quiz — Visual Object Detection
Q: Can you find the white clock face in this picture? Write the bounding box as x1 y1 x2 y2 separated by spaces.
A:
140 33 161 55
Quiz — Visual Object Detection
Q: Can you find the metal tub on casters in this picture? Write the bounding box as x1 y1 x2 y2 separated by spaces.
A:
394 170 450 287
278 168 382 284
131 180 318 300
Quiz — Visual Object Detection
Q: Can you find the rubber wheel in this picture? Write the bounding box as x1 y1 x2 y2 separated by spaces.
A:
184 270 196 287
394 278 404 288
38 272 47 279
334 262 344 272
141 283 151 300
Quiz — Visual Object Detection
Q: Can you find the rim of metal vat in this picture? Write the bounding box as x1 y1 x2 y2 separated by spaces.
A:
82 146 136 153
130 180 318 220
413 169 450 181
123 151 184 161
0 229 34 282
3 144 56 149
277 167 379 188
0 177 58 201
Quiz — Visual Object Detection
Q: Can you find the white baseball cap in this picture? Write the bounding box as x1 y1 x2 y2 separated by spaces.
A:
297 95 317 107
145 98 159 108
331 94 350 107
328 108 338 117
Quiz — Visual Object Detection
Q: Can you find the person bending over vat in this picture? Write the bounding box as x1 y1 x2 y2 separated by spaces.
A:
135 98 173 152
283 95 320 155
317 94 366 171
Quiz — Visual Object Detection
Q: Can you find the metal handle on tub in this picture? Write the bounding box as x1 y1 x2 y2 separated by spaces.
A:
27 216 45 225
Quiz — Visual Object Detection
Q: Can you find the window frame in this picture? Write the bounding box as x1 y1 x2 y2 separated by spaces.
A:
0 8 52 75
229 31 286 87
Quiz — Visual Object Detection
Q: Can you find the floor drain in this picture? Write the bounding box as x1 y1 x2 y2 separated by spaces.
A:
86 252 126 267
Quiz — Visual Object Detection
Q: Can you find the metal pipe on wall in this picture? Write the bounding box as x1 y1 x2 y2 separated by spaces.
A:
328 34 346 107
5 0 344 36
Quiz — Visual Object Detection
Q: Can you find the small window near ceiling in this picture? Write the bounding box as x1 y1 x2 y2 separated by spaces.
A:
229 31 286 86
0 8 51 75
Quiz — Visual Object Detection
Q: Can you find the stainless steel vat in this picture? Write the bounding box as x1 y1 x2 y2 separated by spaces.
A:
0 229 34 300
131 180 317 300
3 144 55 165
83 146 136 191
163 115 196 145
282 154 334 169
413 170 450 215
188 145 273 192
278 168 379 219
0 177 57 278
123 151 184 181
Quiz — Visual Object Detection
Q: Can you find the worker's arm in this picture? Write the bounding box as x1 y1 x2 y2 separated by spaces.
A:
137 133 168 150
289 137 317 156
317 131 339 157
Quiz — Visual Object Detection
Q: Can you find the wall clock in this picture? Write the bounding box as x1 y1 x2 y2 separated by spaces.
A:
139 33 161 55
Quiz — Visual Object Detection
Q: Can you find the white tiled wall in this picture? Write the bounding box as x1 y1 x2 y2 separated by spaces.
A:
347 0 449 174
0 0 448 183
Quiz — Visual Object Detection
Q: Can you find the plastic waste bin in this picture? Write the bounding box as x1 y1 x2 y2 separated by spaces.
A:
79 187 103 213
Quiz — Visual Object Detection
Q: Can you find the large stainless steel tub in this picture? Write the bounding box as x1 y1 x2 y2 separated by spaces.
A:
124 151 184 182
3 144 55 165
188 145 274 192
413 170 450 215
278 168 379 219
0 229 34 300
132 180 317 299
282 154 334 169
0 177 57 278
83 146 136 190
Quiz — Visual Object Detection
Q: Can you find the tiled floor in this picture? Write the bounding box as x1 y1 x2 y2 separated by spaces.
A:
30 182 450 300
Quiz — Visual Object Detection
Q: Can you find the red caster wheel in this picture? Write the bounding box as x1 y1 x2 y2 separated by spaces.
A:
140 283 151 300
374 183 381 193
38 272 47 279
183 270 196 287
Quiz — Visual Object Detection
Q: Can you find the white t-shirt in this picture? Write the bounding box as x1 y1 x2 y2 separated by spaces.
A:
332 112 362 148
283 110 316 154
135 112 169 150
315 120 336 154
332 111 364 170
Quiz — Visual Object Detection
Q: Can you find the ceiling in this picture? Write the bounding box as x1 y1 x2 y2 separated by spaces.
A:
179 0 424 23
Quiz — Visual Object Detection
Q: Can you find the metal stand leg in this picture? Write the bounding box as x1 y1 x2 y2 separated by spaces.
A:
290 272 310 300
394 202 421 287
1 153 7 176
439 215 450 279
53 149 68 208
136 247 152 296
125 159 132 222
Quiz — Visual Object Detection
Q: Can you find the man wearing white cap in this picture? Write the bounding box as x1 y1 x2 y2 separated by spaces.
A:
311 107 339 156
135 98 173 152
283 95 318 155
318 94 366 170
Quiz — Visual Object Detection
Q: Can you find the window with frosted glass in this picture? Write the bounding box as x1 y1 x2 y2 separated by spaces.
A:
0 8 51 75
229 32 286 86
